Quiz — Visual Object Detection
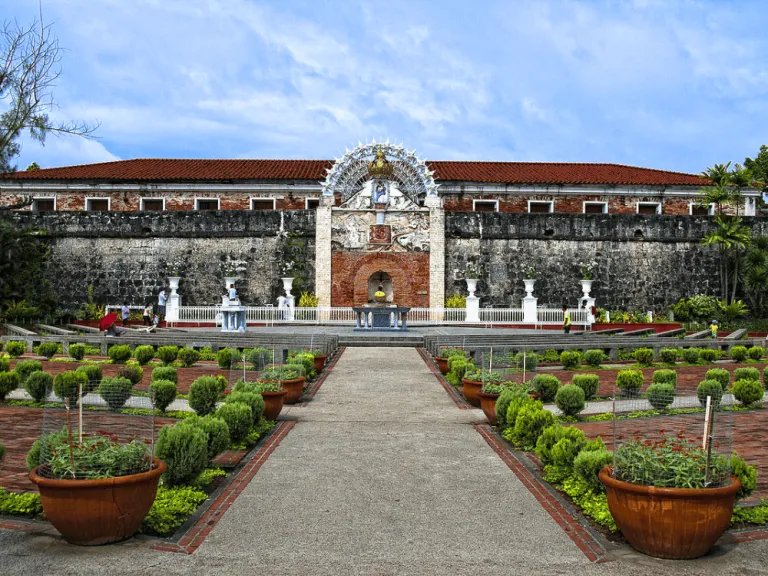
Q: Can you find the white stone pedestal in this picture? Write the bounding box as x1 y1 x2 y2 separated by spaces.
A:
466 296 480 323
523 296 537 324
221 305 246 332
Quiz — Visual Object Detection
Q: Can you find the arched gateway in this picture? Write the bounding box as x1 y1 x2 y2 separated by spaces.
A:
315 141 445 309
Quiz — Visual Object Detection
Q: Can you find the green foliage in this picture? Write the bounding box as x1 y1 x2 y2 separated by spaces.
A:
289 352 314 377
52 370 87 404
75 364 102 392
447 356 470 383
191 466 228 489
571 374 599 400
532 374 560 403
732 503 768 525
227 391 265 424
216 402 252 443
197 346 216 361
35 341 59 359
24 371 51 403
659 347 679 364
41 430 150 479
697 380 724 408
496 387 528 430
0 442 4 460
13 359 42 383
216 375 228 392
616 370 643 394
246 347 272 369
735 367 760 382
732 379 764 407
652 369 677 388
634 348 654 366
748 346 765 361
260 366 300 382
730 455 757 500
117 365 143 386
439 347 466 359
249 381 281 394
669 294 720 322
555 384 585 417
98 377 134 411
646 383 675 410
151 366 178 384
617 348 636 361
189 376 221 416
583 349 607 367
512 351 538 372
560 475 616 531
157 346 179 366
542 349 560 363
149 379 177 412
573 448 613 492
141 485 207 537
503 394 537 434
444 292 466 308
682 348 700 364
0 357 8 372
297 291 319 307
133 345 155 365
5 341 26 358
535 425 586 466
508 403 556 450
730 345 748 363
706 368 730 389
107 344 131 364
0 489 42 517
155 421 209 486
559 350 581 369
185 415 231 459
177 347 199 367
217 348 235 369
699 348 718 363
67 343 86 360
0 370 20 400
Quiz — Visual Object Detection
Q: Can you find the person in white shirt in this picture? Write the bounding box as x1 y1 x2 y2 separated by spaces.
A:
158 289 167 321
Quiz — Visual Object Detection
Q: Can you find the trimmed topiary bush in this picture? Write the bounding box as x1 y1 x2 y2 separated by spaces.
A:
117 365 143 386
652 369 677 389
216 402 252 443
75 364 103 392
616 369 643 394
699 348 719 363
532 374 560 403
6 341 26 358
697 379 724 408
186 415 230 459
634 348 654 366
149 379 177 412
0 357 8 372
682 348 700 364
36 342 59 359
0 371 21 401
67 343 87 361
189 376 221 416
133 345 155 365
14 360 42 383
151 366 177 384
572 374 599 400
555 384 586 416
107 344 132 364
227 391 265 424
659 347 678 364
508 403 556 450
706 368 730 390
216 348 234 369
246 347 272 369
157 346 179 366
730 345 748 363
573 448 614 492
496 387 528 430
647 383 675 410
52 370 88 405
513 351 538 372
24 371 52 403
98 376 134 411
535 425 587 466
748 346 765 361
583 349 607 367
155 421 209 486
559 350 581 369
732 379 764 407
216 375 228 393
735 367 760 382
177 347 200 368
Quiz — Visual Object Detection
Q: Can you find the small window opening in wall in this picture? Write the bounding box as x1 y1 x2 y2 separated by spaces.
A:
251 198 276 210
196 199 219 211
528 201 553 213
86 198 109 211
142 199 164 211
637 202 661 215
473 200 498 212
583 202 607 214
690 203 713 216
33 198 55 212
634 229 644 238
305 198 320 210
544 229 554 237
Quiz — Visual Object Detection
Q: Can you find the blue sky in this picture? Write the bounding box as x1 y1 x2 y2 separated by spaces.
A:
5 0 768 174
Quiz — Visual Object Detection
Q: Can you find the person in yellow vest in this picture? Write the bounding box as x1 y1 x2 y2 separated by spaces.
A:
710 319 718 339
563 304 571 334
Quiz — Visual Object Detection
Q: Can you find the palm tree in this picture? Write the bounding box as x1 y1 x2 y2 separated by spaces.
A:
703 216 751 302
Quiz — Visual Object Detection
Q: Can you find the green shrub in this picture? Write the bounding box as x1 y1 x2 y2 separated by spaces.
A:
615 370 643 394
227 391 265 424
560 350 581 369
141 485 207 536
508 403 556 450
496 387 528 430
634 348 654 366
155 422 209 486
215 402 252 443
542 349 560 363
117 365 143 386
731 455 757 500
617 348 636 361
682 348 700 364
24 371 52 403
177 347 199 368
735 367 760 382
67 343 87 360
151 366 177 384
706 368 730 389
75 364 103 392
699 348 719 363
732 379 764 407
189 376 221 416
513 351 538 372
185 415 230 459
246 347 272 369
583 349 606 367
290 353 314 377
14 360 42 383
0 371 21 401
216 375 228 392
659 348 678 364
36 342 59 359
198 346 216 361
53 370 88 405
554 384 585 416
150 379 177 412
573 448 614 492
0 443 4 461
98 377 134 411
0 358 8 372
572 374 599 400
532 374 560 403
646 383 675 410
697 379 724 408
730 345 748 363
157 346 179 366
6 341 26 358
217 348 235 369
748 346 765 361
134 345 155 365
652 369 677 389
448 357 470 382
107 344 132 364
504 395 537 433
535 425 586 466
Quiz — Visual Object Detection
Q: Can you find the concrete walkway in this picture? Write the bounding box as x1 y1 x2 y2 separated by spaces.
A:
3 348 768 575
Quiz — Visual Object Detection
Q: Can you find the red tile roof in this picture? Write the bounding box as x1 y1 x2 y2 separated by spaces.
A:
0 158 706 186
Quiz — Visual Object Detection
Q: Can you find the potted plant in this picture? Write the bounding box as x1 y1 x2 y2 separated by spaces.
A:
522 264 537 296
435 347 465 375
478 382 507 425
28 423 164 545
310 348 327 372
264 365 304 404
599 435 747 559
461 369 504 407
251 377 287 419
579 260 597 298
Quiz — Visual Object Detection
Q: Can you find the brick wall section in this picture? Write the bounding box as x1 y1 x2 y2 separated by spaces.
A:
442 194 703 214
331 251 430 307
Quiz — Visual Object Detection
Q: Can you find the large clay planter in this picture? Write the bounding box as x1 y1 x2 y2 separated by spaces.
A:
599 466 740 559
261 390 287 420
313 355 327 372
478 391 499 425
461 378 482 407
282 376 306 404
435 357 449 375
29 458 165 546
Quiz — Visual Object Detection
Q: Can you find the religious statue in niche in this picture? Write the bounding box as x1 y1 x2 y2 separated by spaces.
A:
372 180 389 206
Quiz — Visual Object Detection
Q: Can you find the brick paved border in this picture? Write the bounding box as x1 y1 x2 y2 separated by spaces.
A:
300 347 346 405
417 347 472 409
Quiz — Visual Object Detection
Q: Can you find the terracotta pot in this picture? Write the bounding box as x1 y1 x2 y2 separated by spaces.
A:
460 378 482 407
261 390 287 420
282 376 306 404
313 355 327 372
528 391 542 401
599 466 740 559
435 357 449 374
478 391 499 425
29 458 165 546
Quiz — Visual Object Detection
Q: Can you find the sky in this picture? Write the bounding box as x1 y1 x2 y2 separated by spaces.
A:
4 0 768 174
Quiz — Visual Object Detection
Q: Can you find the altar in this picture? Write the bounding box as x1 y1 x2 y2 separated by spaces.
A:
352 306 411 331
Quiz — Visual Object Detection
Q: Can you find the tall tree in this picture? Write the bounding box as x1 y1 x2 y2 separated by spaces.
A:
1 15 97 173
744 145 768 191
